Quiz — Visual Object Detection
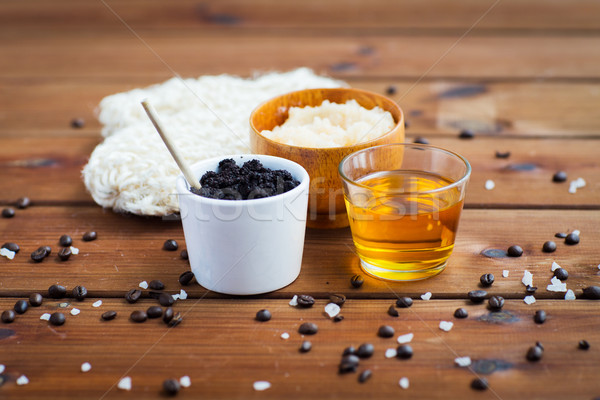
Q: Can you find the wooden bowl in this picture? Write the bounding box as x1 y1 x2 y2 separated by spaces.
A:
249 88 405 229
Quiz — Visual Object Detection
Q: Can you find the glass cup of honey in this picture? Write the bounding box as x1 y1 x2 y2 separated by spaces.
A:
339 143 471 281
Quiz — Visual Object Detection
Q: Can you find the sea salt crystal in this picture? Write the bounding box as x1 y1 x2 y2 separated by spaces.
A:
179 289 188 300
550 276 562 285
524 295 536 305
439 321 454 332
399 377 410 389
289 295 298 307
502 270 509 278
16 375 29 385
572 230 580 236
280 332 290 340
565 289 576 300
568 178 586 194
397 333 414 344
485 180 495 190
179 376 191 388
92 300 102 308
253 381 271 391
597 263 600 270
551 262 561 271
454 356 472 367
70 308 81 316
385 348 397 358
522 270 533 287
40 313 51 321
139 281 148 289
118 376 132 391
547 276 567 292
324 303 341 318
81 362 92 372
172 294 180 301
0 247 15 260
421 292 432 300
0 364 5 374
70 246 79 255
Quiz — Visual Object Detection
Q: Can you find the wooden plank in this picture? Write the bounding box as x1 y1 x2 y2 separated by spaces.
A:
2 0 600 32
0 298 598 399
2 35 600 80
0 207 598 299
3 79 600 137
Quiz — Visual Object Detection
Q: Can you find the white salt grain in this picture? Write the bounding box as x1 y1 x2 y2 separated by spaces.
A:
502 270 509 278
179 289 188 300
280 332 290 340
565 289 576 300
0 364 5 374
118 376 132 391
324 303 341 318
421 292 432 301
550 276 562 285
289 295 298 307
92 300 102 308
138 281 148 289
0 248 15 260
40 313 51 321
551 261 561 271
439 321 454 332
16 375 29 386
547 283 567 292
81 362 92 372
524 295 536 305
522 270 533 287
179 376 191 388
172 294 180 301
485 180 495 190
70 308 81 316
397 333 414 344
385 348 397 358
597 264 600 270
399 377 410 389
253 381 271 391
70 246 79 255
454 356 472 367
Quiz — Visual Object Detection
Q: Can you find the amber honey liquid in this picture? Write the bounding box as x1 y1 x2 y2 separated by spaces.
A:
345 170 464 281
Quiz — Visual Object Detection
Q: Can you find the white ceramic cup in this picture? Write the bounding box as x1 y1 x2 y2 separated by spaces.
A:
176 154 310 295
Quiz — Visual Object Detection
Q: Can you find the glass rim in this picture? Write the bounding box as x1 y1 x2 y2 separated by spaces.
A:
338 142 472 195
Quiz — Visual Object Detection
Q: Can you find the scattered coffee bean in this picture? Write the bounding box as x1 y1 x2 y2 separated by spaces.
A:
163 307 174 323
480 273 495 287
48 284 67 299
149 280 165 291
255 309 271 322
578 340 590 350
526 285 538 294
31 247 48 262
342 346 356 356
396 297 413 308
29 293 43 307
471 377 489 391
377 325 395 338
163 378 180 396
582 286 600 299
178 271 195 286
554 268 568 281
554 232 567 239
42 246 52 256
125 289 142 304
459 129 475 139
70 118 85 129
413 137 429 144
535 341 544 351
495 151 511 159
396 344 413 359
350 274 364 288
130 310 147 323
339 354 360 373
488 295 504 311
147 306 163 319
1 208 15 218
565 233 580 245
388 305 399 317
468 290 487 303
58 247 72 261
534 310 546 324
385 85 397 95
356 343 374 358
333 315 344 322
101 311 117 321
163 239 178 251
507 245 523 257
59 235 73 247
16 197 31 209
168 312 183 327
298 322 318 335
552 171 567 183
49 312 66 326
180 249 188 260
14 300 28 314
299 340 312 353
297 294 315 308
159 292 175 307
358 369 372 383
1 310 16 323
82 231 97 241
542 241 556 253
329 293 346 307
1 242 19 253
454 308 468 319
526 345 543 361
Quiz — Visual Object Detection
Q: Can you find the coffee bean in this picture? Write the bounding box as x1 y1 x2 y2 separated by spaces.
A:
159 292 175 307
42 246 52 256
1 242 19 253
163 378 180 396
565 233 580 245
329 294 346 307
49 312 66 326
356 343 374 358
14 300 28 314
554 268 568 281
396 344 413 359
299 340 312 353
149 280 165 291
377 325 395 338
163 307 174 323
542 241 556 253
526 345 543 361
534 310 546 324
298 322 318 335
16 197 31 209
297 294 315 308
147 306 163 319
526 285 538 294
130 310 147 323
58 247 72 261
180 249 188 260
507 245 523 257
459 129 475 139
413 137 429 144
255 309 271 322
358 369 372 383
31 247 48 262
488 295 504 311
1 208 15 218
578 340 590 350
388 305 399 317
552 171 567 183
163 239 178 251
101 311 117 321
70 118 85 129
554 232 567 239
1 310 16 323
125 289 142 304
176 272 193 287
471 377 489 391
59 235 73 247
480 273 495 287
396 297 413 308
468 290 487 303
495 151 511 159
385 85 397 95
168 312 183 327
48 284 67 299
454 308 468 319
583 286 600 300
350 274 364 288
339 354 360 373
29 293 43 307
535 341 544 351
82 231 97 241
333 315 344 322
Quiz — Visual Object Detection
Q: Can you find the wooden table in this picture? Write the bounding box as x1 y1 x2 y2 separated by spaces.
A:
1 1 600 398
